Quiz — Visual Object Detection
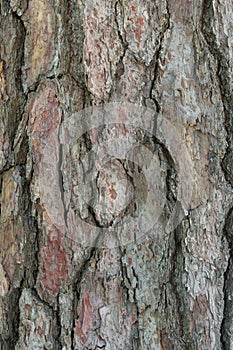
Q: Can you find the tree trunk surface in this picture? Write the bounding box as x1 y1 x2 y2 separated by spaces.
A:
0 0 232 349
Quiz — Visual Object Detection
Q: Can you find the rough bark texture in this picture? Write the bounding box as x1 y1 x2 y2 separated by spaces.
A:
0 0 232 349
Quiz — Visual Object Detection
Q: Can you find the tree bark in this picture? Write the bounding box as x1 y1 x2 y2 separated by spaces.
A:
0 0 232 349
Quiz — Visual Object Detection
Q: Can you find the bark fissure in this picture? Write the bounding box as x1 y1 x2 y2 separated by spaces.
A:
71 247 98 349
58 122 68 230
149 0 170 112
0 2 28 346
220 208 233 350
201 0 233 185
113 0 128 85
201 2 233 348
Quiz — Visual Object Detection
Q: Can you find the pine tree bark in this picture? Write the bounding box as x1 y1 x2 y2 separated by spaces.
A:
0 0 232 349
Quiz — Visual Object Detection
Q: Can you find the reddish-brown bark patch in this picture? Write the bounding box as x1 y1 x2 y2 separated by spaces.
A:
29 82 61 162
40 229 67 295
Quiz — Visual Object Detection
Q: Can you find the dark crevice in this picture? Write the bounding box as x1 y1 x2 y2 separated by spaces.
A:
149 0 171 112
106 0 128 100
151 135 178 220
149 49 163 113
31 287 55 312
170 227 185 338
55 294 63 350
201 0 233 186
221 257 233 350
11 9 26 92
119 247 140 348
1 8 27 170
220 208 233 350
32 198 40 287
30 288 62 349
114 0 127 48
113 0 128 82
201 1 233 349
88 203 107 228
71 247 98 349
18 164 39 289
66 0 86 86
0 163 34 349
0 4 28 346
168 222 194 350
0 288 21 348
58 123 68 230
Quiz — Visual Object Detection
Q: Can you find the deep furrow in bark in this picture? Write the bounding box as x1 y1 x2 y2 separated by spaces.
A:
201 1 233 348
149 0 171 112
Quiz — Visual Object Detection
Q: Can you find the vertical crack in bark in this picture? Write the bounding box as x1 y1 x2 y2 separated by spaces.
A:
201 1 233 348
0 4 28 347
149 0 171 112
66 0 86 87
0 288 21 348
11 8 27 87
221 208 233 350
58 122 68 230
201 0 233 185
55 295 63 349
29 288 62 349
168 221 194 350
71 247 97 350
112 0 128 86
170 226 185 340
120 246 140 348
3 9 27 163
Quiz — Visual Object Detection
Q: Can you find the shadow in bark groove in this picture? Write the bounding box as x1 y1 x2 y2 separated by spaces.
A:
221 208 233 350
